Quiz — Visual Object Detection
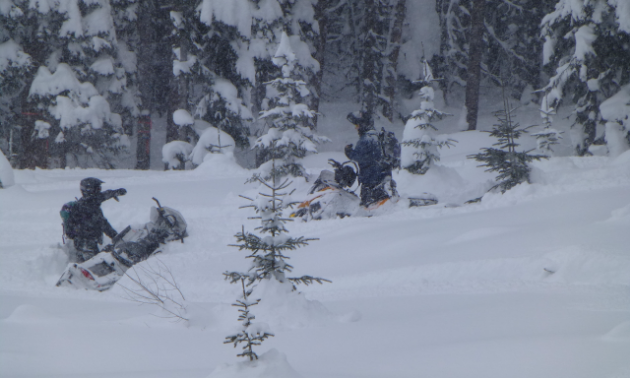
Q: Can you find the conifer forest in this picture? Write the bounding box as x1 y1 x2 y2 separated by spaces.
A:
1 0 629 169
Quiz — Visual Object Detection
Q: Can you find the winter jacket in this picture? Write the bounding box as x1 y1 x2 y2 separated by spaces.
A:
345 130 391 187
70 191 119 242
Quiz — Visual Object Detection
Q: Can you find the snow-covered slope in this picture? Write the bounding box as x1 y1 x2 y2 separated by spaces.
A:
1 133 629 377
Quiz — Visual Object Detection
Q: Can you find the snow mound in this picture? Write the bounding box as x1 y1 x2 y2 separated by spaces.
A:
190 126 236 166
253 279 333 330
190 153 248 178
611 149 630 166
4 304 55 323
0 149 15 188
162 141 194 169
541 248 630 286
607 203 630 223
603 321 630 342
173 109 194 126
394 164 471 204
446 227 514 245
207 349 302 378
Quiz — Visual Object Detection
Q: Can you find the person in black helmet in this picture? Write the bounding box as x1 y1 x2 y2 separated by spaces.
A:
344 111 392 207
67 178 127 262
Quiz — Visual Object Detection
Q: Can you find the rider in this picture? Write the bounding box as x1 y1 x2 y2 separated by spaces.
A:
67 177 126 262
344 111 393 207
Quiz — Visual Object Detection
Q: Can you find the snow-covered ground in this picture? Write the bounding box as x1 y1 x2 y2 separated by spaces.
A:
1 104 630 378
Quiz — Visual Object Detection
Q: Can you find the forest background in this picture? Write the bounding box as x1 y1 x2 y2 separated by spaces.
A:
1 0 629 171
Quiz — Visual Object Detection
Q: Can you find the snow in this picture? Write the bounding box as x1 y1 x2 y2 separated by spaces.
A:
173 109 195 126
610 0 630 33
189 125 236 165
573 24 596 61
1 111 630 377
208 349 302 378
58 0 84 37
3 69 630 378
90 57 115 75
600 83 630 123
29 64 99 102
0 39 30 71
600 84 630 157
199 0 252 38
34 120 51 138
162 140 194 169
83 5 115 38
51 94 121 130
173 55 197 76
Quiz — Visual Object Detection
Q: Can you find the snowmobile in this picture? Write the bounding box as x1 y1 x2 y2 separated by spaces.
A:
56 198 187 291
290 159 438 221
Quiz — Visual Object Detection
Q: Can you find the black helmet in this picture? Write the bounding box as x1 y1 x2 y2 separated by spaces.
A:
346 111 373 133
80 177 104 197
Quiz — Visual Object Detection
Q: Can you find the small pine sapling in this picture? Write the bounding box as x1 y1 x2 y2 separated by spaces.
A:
230 155 330 288
402 59 456 174
223 276 274 361
222 155 330 359
469 96 547 193
532 98 563 156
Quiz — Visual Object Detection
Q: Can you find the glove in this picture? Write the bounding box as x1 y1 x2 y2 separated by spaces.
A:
115 188 127 196
344 144 353 158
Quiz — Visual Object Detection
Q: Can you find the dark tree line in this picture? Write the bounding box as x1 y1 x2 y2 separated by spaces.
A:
1 0 628 170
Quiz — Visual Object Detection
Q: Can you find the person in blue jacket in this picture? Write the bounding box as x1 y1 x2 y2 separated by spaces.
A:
344 111 392 207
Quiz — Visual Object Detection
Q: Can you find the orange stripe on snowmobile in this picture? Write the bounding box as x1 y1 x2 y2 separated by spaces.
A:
296 186 334 208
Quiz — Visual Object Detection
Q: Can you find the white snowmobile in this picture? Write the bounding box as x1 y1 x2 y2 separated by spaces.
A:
290 159 438 221
56 198 187 291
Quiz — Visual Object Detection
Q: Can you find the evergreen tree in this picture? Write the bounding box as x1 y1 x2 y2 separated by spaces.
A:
0 0 33 163
402 60 455 174
469 95 546 193
540 0 630 156
228 155 329 287
433 0 550 106
15 0 138 168
223 276 273 361
255 32 328 180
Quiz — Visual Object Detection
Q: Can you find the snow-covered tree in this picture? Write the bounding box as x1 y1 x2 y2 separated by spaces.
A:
14 0 138 168
469 99 546 193
0 0 48 168
229 161 329 287
256 32 328 180
540 0 630 156
600 83 630 157
402 87 455 174
0 28 32 163
401 61 455 174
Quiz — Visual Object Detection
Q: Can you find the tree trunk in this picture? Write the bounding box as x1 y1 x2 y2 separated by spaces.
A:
312 0 332 131
360 0 380 122
465 0 486 131
383 0 406 122
135 114 152 170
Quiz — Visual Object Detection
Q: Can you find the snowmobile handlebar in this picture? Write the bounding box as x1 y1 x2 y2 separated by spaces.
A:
101 225 131 252
152 197 185 243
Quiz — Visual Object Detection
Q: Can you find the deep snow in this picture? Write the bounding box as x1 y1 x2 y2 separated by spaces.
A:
1 102 630 378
